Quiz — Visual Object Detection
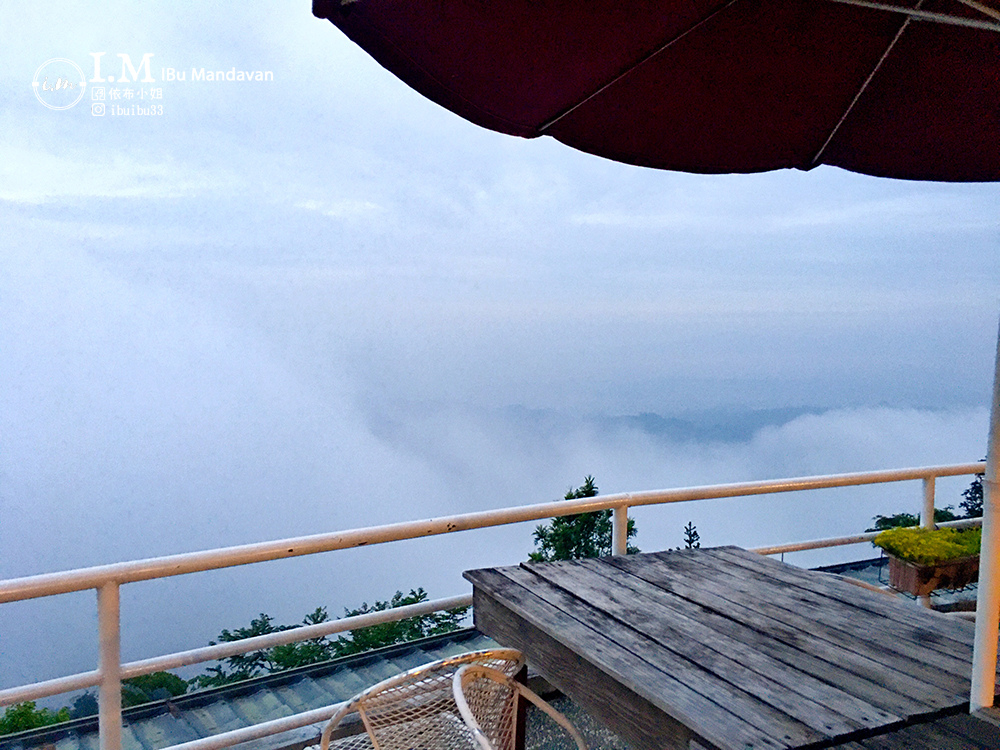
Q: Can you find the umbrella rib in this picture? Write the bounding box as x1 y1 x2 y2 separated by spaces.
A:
954 0 1000 21
537 0 743 133
822 0 1000 30
809 5 916 167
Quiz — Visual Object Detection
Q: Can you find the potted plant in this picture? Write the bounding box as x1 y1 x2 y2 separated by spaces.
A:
873 526 981 597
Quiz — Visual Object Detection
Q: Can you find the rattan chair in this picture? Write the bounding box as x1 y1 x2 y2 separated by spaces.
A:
453 664 588 750
317 649 524 750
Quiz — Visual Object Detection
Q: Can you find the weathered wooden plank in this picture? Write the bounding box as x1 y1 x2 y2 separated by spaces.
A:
466 565 796 750
598 554 949 713
677 549 976 679
610 554 969 707
579 556 930 720
609 556 965 710
468 576 721 750
528 557 898 736
501 563 825 748
855 720 986 750
472 588 707 750
708 547 978 649
705 550 988 677
933 712 1000 746
468 547 989 750
636 550 975 687
475 564 809 749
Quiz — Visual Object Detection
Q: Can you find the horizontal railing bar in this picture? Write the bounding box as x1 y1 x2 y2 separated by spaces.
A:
753 532 879 555
753 516 983 556
165 702 343 750
120 594 472 679
0 462 983 603
622 462 984 508
0 499 618 603
0 670 102 706
0 595 471 707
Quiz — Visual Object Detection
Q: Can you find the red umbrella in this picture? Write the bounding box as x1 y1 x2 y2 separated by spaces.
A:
313 0 1000 716
313 0 1000 182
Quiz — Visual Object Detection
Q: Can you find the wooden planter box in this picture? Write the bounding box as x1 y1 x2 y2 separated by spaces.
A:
888 554 979 597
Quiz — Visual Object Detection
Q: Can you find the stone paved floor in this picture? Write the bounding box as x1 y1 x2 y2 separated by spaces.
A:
526 695 629 750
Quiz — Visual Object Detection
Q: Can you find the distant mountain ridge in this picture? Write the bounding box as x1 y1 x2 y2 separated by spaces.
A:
498 404 826 444
596 406 826 443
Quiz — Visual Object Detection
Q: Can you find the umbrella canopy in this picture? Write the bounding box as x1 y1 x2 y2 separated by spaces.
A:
313 0 1000 182
314 0 1000 716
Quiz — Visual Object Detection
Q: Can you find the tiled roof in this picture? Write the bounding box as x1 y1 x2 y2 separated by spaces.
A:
814 555 979 610
1 629 498 750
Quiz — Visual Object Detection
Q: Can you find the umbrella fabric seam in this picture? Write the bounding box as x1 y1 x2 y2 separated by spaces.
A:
809 0 917 167
537 0 744 134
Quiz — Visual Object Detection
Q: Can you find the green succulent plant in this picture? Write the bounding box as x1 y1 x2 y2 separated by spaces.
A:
873 526 981 566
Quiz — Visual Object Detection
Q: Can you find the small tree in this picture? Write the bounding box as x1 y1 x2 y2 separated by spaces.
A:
866 506 956 532
121 672 189 707
71 693 98 719
189 612 307 688
867 512 918 532
190 594 468 688
683 522 700 549
961 472 984 518
0 702 71 736
331 589 468 658
529 476 638 562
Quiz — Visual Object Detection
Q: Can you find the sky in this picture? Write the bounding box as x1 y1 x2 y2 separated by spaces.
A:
1 2 999 690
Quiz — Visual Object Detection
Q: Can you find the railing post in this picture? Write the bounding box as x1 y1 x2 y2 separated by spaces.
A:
922 477 935 530
971 317 1000 713
918 476 937 608
98 583 122 750
612 505 629 555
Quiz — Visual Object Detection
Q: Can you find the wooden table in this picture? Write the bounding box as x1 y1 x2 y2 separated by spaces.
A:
465 546 995 750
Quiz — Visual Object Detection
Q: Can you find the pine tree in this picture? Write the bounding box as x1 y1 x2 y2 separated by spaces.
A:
683 521 700 549
961 472 984 518
529 476 638 562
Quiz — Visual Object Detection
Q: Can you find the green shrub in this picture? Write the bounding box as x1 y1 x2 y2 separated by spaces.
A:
0 702 71 735
873 526 981 565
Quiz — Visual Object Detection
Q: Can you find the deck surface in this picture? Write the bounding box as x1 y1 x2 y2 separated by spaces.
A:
465 546 1000 750
827 712 1000 749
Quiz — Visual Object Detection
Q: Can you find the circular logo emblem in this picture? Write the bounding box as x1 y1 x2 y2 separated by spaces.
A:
32 58 87 110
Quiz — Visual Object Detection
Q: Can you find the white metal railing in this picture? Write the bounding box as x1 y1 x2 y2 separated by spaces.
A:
0 461 985 750
750 515 982 556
